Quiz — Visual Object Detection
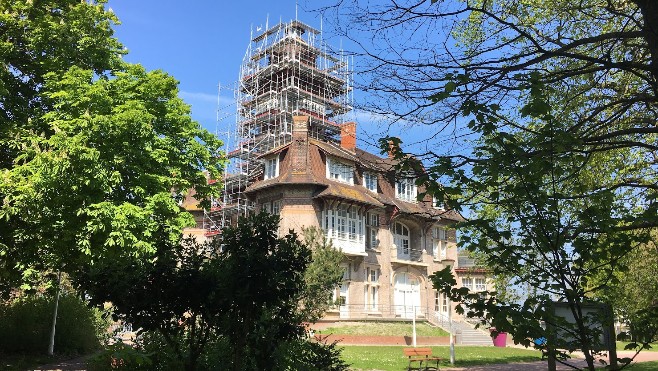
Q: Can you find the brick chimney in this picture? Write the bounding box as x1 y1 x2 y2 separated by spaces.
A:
291 115 310 175
340 121 357 152
387 139 397 159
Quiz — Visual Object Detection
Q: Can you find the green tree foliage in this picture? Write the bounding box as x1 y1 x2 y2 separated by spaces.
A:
0 0 223 294
217 213 311 371
318 1 658 369
300 226 345 323
594 233 658 344
82 213 329 371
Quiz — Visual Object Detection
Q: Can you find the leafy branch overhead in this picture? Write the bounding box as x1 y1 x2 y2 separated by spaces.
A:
321 0 658 370
0 0 224 294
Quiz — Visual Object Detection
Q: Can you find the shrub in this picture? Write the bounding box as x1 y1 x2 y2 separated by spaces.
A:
87 342 153 371
0 294 108 354
273 338 350 371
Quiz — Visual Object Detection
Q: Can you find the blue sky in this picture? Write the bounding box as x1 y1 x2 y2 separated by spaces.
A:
107 0 428 156
109 1 309 127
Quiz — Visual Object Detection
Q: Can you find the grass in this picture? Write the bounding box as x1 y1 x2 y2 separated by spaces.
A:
340 345 542 370
624 361 658 370
617 341 657 352
319 322 449 337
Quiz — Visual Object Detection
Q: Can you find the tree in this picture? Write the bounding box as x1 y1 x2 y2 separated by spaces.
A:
0 0 123 169
314 1 658 369
593 232 658 344
299 227 345 323
82 213 319 371
0 0 222 294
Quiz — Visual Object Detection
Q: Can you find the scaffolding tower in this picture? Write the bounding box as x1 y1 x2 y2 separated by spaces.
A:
204 19 352 237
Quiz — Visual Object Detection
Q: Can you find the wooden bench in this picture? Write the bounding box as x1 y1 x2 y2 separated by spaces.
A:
403 347 441 371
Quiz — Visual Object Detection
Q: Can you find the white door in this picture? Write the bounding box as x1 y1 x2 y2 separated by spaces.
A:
394 273 421 318
339 283 349 318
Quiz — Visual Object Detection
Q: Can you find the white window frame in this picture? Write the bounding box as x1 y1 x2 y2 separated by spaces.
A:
393 221 410 258
433 195 445 209
323 204 365 254
475 278 486 292
365 212 379 249
462 278 473 291
433 226 448 260
363 171 378 192
264 156 279 180
327 157 354 184
261 200 282 215
395 177 417 202
364 266 380 311
435 292 449 313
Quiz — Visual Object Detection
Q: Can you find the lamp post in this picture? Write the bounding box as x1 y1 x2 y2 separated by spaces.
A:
449 298 455 365
412 305 417 347
47 270 62 356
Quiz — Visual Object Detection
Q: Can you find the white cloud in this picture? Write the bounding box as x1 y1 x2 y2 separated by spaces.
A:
180 91 234 107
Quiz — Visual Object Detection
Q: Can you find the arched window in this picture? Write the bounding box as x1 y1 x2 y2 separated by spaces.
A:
393 222 410 258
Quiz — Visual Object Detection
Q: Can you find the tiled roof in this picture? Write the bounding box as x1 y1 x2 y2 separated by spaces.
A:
256 142 291 158
311 139 359 162
314 181 385 207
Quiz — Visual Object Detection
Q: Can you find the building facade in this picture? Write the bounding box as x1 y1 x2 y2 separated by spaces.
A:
182 19 491 324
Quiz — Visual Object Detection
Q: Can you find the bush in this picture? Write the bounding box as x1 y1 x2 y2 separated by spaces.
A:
273 338 350 371
87 342 153 371
0 294 108 354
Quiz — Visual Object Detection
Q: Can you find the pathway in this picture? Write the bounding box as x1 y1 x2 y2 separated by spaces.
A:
452 350 658 370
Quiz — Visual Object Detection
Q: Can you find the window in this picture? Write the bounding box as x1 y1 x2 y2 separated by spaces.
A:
433 227 448 260
396 177 417 202
327 157 354 184
365 212 379 249
264 156 279 179
475 278 486 292
433 195 445 209
365 266 379 283
462 278 473 291
363 171 378 192
364 266 380 311
393 221 410 257
435 292 449 313
341 263 352 281
323 205 365 254
261 200 282 215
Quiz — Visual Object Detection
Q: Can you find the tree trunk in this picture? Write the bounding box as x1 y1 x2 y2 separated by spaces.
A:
633 0 658 98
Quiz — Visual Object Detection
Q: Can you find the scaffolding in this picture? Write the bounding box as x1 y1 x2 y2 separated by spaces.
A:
204 19 352 237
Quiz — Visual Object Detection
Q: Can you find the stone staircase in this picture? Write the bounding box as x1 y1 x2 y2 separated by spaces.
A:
454 321 492 345
429 311 493 346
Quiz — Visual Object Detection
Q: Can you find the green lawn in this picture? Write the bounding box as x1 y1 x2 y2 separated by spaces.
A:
617 341 657 351
340 345 541 370
624 361 658 370
319 322 449 337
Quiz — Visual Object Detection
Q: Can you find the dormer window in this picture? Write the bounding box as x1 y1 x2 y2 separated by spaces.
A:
433 195 445 209
327 157 354 184
363 171 378 192
395 177 417 202
264 156 279 179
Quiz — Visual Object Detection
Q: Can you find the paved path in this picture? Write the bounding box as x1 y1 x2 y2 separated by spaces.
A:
32 354 94 371
34 350 658 370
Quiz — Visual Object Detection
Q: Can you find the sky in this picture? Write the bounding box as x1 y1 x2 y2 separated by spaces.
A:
107 0 389 152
